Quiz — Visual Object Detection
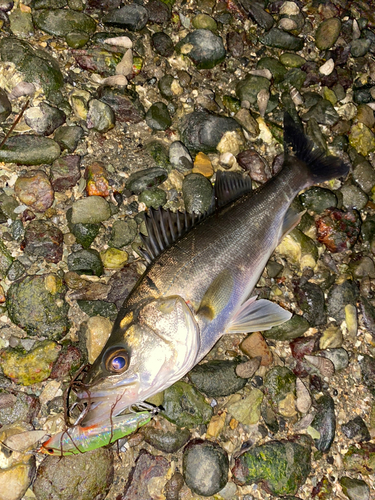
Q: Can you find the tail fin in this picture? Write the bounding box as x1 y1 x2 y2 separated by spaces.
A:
283 112 349 183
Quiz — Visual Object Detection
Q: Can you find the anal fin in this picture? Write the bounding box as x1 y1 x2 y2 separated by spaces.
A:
279 207 305 243
226 296 292 333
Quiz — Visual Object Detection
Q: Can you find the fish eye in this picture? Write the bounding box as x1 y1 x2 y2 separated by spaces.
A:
104 347 130 374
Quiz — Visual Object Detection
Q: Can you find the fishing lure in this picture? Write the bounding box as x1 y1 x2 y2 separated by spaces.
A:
38 410 153 456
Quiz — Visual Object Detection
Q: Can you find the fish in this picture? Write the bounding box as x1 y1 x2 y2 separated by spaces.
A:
38 410 153 456
75 112 348 427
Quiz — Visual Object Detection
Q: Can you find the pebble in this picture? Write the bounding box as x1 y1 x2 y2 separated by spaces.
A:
0 135 60 165
342 416 371 442
14 170 54 213
85 315 112 364
143 420 190 453
85 161 109 197
0 390 40 426
339 476 370 500
340 183 368 210
71 196 111 223
343 442 375 474
33 448 114 500
183 439 228 496
23 220 63 264
179 110 240 154
49 345 82 380
316 208 361 252
188 359 248 397
122 450 169 500
68 221 100 248
226 31 244 57
263 315 310 341
192 152 213 177
327 280 359 323
109 219 137 248
0 340 60 385
315 18 341 50
103 3 148 31
86 99 115 133
162 381 212 427
126 167 168 194
353 160 375 193
293 279 326 326
264 366 296 414
151 31 174 57
227 388 263 425
176 29 226 69
182 173 213 213
138 187 167 208
260 28 304 51
240 332 273 366
101 247 128 269
0 87 11 122
33 8 96 36
24 103 65 136
145 101 171 131
146 0 170 25
349 122 375 156
164 471 184 500
232 435 311 496
309 394 335 452
359 354 375 397
299 186 337 213
67 248 104 276
106 265 139 308
50 155 81 191
236 74 270 105
6 274 69 339
351 38 371 58
169 141 193 173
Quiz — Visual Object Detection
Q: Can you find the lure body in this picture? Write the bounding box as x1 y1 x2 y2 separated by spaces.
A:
39 411 152 456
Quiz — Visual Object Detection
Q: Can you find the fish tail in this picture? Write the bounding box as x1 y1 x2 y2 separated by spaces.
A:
283 112 349 183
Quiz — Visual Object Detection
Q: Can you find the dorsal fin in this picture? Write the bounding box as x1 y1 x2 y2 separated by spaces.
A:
139 207 205 264
138 171 253 265
214 170 252 208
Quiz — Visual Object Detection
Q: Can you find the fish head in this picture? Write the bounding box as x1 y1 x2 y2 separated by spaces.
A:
77 295 200 425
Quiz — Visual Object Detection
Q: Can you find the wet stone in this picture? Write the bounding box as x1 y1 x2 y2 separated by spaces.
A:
342 416 371 442
236 75 270 105
179 110 240 154
7 274 69 339
227 388 263 425
0 88 11 123
176 29 226 69
320 348 349 371
240 332 273 366
0 135 60 165
69 222 100 249
263 315 310 341
316 208 361 253
0 240 13 278
310 394 336 452
15 170 54 213
50 155 81 192
349 122 375 156
302 99 339 126
351 39 371 58
109 219 137 248
353 161 375 194
183 439 228 497
257 57 287 83
86 161 109 197
339 476 370 500
66 31 90 49
7 259 25 281
260 28 304 51
315 18 341 50
103 4 149 31
138 187 167 208
343 442 375 475
232 435 311 496
73 48 123 77
0 38 64 93
227 31 244 57
77 300 117 321
359 354 375 397
192 13 217 31
340 183 368 210
182 173 213 213
236 150 271 183
164 471 184 500
162 381 213 427
0 340 60 385
24 103 65 136
33 8 96 36
264 366 296 408
49 345 82 380
151 31 174 57
71 196 111 223
122 449 169 500
279 52 306 68
33 448 114 500
299 187 337 213
125 167 168 194
169 141 193 172
327 280 358 323
23 220 63 264
293 280 326 327
359 296 375 337
67 248 103 276
106 264 139 308
54 125 83 152
101 247 128 269
0 390 40 426
97 86 145 124
145 102 171 131
143 421 191 453
146 0 170 24
86 99 115 133
188 359 248 397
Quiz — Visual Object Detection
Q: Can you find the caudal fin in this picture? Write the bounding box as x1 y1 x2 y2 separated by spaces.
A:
283 112 349 183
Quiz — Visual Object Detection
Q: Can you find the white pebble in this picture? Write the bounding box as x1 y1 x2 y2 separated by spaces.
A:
104 36 132 49
319 58 335 76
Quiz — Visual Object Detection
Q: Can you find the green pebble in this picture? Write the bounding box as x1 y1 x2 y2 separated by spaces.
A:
77 300 118 321
222 95 241 113
67 248 104 276
138 188 167 208
315 18 341 50
279 52 306 68
299 186 338 213
192 13 217 31
65 31 89 48
109 219 138 248
263 315 310 341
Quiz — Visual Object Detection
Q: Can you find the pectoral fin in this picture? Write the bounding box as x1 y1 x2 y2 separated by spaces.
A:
226 297 292 333
197 269 234 321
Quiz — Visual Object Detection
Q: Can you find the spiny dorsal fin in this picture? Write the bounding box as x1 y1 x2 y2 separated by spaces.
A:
214 170 253 208
139 171 253 265
139 207 205 264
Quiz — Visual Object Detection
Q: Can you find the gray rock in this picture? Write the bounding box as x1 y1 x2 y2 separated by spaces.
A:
169 141 193 172
340 183 368 210
126 167 168 194
33 448 114 500
33 8 96 36
176 29 226 69
103 4 149 31
236 74 270 105
179 110 240 154
0 135 60 165
54 125 83 152
327 280 358 322
302 99 339 126
67 248 104 276
182 173 213 213
24 102 65 135
71 196 111 224
293 280 326 326
138 187 167 208
351 39 371 58
86 99 115 133
339 476 370 500
260 28 304 51
151 31 174 57
6 274 69 339
320 348 349 371
145 102 171 131
23 220 63 264
300 186 337 212
352 161 375 194
183 439 228 496
0 88 11 122
359 354 375 397
143 424 190 453
342 416 371 442
310 394 336 452
109 219 137 248
188 359 248 397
